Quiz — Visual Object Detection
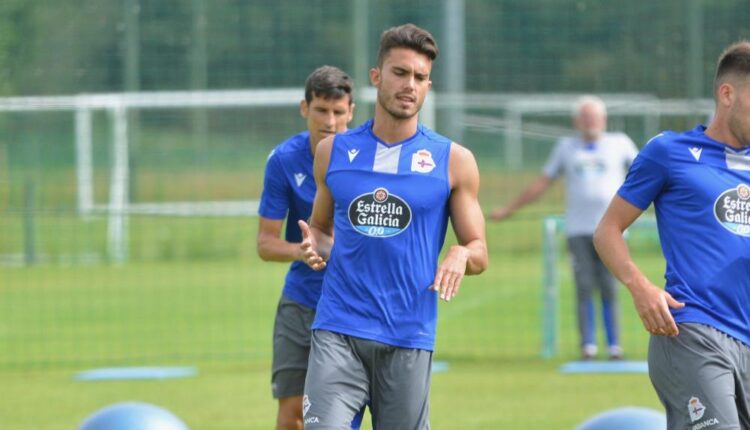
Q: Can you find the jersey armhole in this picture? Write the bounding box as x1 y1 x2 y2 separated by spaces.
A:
322 134 339 187
446 141 455 195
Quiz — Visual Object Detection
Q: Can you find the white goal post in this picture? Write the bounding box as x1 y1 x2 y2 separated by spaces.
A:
0 90 712 264
0 88 436 263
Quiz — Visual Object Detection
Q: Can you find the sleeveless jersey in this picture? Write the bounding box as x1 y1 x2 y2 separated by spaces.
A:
258 131 324 309
618 125 750 345
312 119 452 351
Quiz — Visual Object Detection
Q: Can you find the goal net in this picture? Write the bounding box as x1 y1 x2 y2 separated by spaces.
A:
0 88 435 263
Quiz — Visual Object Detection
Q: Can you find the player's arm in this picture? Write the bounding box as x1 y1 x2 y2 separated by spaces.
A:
488 175 554 221
256 217 303 262
593 195 684 336
432 143 489 301
256 149 301 262
298 135 335 271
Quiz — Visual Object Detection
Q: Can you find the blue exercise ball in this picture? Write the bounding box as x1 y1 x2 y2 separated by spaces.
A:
576 406 666 430
78 401 189 430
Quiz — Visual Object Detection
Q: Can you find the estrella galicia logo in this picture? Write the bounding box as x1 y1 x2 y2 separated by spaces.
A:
348 187 412 237
714 183 750 236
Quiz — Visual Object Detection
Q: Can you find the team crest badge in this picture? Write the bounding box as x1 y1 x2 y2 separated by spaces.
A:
411 149 436 173
738 184 750 200
688 396 705 422
302 395 311 417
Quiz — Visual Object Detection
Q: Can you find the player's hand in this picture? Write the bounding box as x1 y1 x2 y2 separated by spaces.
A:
488 207 511 221
630 281 685 337
431 245 469 301
298 220 326 271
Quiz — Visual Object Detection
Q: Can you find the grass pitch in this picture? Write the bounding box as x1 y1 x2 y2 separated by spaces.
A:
0 216 665 429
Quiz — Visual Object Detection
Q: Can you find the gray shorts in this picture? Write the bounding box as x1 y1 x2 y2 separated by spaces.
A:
303 329 432 429
271 295 315 399
649 323 750 430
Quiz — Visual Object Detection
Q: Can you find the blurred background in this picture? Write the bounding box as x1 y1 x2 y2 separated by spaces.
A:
0 1 748 429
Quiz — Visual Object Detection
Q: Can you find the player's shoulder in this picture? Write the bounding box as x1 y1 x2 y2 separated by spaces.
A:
418 124 452 146
267 131 310 161
449 141 475 162
645 126 715 151
640 126 720 165
337 120 371 140
643 130 680 150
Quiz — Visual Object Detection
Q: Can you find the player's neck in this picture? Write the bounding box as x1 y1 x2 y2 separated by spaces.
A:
706 117 745 149
372 106 419 144
308 138 318 156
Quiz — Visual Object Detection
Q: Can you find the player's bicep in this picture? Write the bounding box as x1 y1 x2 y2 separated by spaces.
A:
310 182 334 233
258 153 291 219
600 195 644 233
449 190 485 246
448 145 486 245
310 136 335 234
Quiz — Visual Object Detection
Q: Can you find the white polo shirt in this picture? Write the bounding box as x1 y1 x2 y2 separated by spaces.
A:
543 132 638 236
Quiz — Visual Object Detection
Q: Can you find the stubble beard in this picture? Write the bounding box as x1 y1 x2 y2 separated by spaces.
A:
377 91 421 121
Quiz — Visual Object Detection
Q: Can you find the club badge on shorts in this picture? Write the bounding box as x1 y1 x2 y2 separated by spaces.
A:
688 396 705 422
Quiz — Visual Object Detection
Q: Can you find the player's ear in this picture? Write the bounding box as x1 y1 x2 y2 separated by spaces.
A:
717 82 734 108
369 67 380 87
347 103 356 124
300 100 309 119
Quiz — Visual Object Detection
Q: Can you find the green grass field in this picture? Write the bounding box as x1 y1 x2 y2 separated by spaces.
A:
0 214 667 429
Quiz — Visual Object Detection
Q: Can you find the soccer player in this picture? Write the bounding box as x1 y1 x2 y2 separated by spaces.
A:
489 95 638 360
256 66 361 430
298 24 488 429
593 41 750 429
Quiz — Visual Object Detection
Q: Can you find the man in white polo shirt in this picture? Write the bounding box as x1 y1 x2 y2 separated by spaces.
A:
490 95 638 360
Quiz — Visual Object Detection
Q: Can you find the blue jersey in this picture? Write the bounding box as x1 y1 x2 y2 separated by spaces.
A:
258 131 324 309
618 125 750 345
312 120 452 351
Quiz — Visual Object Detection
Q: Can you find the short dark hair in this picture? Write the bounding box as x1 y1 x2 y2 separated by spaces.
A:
376 23 438 66
714 40 750 91
304 65 353 104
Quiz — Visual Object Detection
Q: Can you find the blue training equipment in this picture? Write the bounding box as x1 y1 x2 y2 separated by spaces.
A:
74 366 197 381
78 401 189 430
431 360 450 373
576 406 666 430
560 360 648 374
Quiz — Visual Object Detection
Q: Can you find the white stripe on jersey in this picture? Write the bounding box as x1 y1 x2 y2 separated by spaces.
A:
373 143 401 174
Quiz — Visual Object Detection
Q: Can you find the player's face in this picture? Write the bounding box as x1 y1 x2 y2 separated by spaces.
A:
575 103 607 142
300 95 354 148
371 47 432 120
728 79 750 147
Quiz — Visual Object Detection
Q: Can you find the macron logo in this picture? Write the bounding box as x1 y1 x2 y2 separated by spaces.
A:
348 148 360 162
689 147 703 161
294 173 306 187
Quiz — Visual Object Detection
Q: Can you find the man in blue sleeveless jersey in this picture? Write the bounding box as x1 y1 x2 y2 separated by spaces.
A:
257 66 361 430
298 24 489 429
594 41 750 429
